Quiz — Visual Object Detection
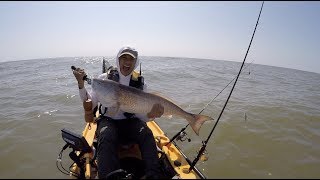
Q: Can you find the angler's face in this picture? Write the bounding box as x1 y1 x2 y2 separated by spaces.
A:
119 54 136 76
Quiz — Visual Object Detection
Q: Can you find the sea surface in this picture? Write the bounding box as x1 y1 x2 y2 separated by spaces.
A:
0 56 319 178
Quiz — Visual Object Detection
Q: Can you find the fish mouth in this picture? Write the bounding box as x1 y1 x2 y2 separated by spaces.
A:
92 78 105 88
92 78 103 83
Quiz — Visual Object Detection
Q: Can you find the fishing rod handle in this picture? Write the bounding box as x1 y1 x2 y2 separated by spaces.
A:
71 66 91 84
83 99 94 123
71 66 87 81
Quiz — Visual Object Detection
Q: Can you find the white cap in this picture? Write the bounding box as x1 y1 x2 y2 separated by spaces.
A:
118 46 138 59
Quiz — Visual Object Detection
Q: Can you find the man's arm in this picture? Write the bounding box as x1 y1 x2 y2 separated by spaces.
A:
73 67 98 111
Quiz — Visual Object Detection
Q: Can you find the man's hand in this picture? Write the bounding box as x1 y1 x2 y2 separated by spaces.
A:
147 103 164 119
73 67 86 89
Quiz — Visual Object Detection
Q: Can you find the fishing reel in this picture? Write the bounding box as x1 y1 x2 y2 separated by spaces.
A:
197 142 209 162
199 149 209 162
107 66 120 82
176 131 191 142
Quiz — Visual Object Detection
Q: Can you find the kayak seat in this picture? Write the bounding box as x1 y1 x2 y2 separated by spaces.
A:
92 138 142 159
92 138 145 178
118 143 145 178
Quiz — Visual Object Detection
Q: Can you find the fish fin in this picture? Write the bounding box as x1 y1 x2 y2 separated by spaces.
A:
167 115 173 119
105 102 120 117
162 114 173 119
188 114 214 136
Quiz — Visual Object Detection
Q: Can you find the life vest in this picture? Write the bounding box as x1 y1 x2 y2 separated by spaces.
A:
98 66 144 118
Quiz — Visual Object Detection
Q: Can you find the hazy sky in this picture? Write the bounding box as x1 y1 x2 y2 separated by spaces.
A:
1 1 319 73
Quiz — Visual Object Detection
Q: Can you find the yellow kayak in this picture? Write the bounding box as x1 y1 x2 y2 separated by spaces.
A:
59 118 206 179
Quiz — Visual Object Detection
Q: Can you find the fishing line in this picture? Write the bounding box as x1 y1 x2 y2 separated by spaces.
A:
188 1 264 172
199 59 255 115
166 59 255 145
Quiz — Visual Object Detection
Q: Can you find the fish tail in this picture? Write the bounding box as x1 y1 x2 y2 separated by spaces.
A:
187 114 214 136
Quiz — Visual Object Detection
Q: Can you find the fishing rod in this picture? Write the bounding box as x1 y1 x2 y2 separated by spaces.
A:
188 1 264 172
165 59 255 146
102 57 107 73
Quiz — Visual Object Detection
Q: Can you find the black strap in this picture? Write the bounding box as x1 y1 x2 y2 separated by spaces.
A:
98 104 107 116
129 75 144 90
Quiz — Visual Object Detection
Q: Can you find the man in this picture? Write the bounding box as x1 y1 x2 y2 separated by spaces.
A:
73 46 164 179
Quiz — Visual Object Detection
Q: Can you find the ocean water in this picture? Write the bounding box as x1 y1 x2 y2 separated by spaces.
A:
0 56 319 178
